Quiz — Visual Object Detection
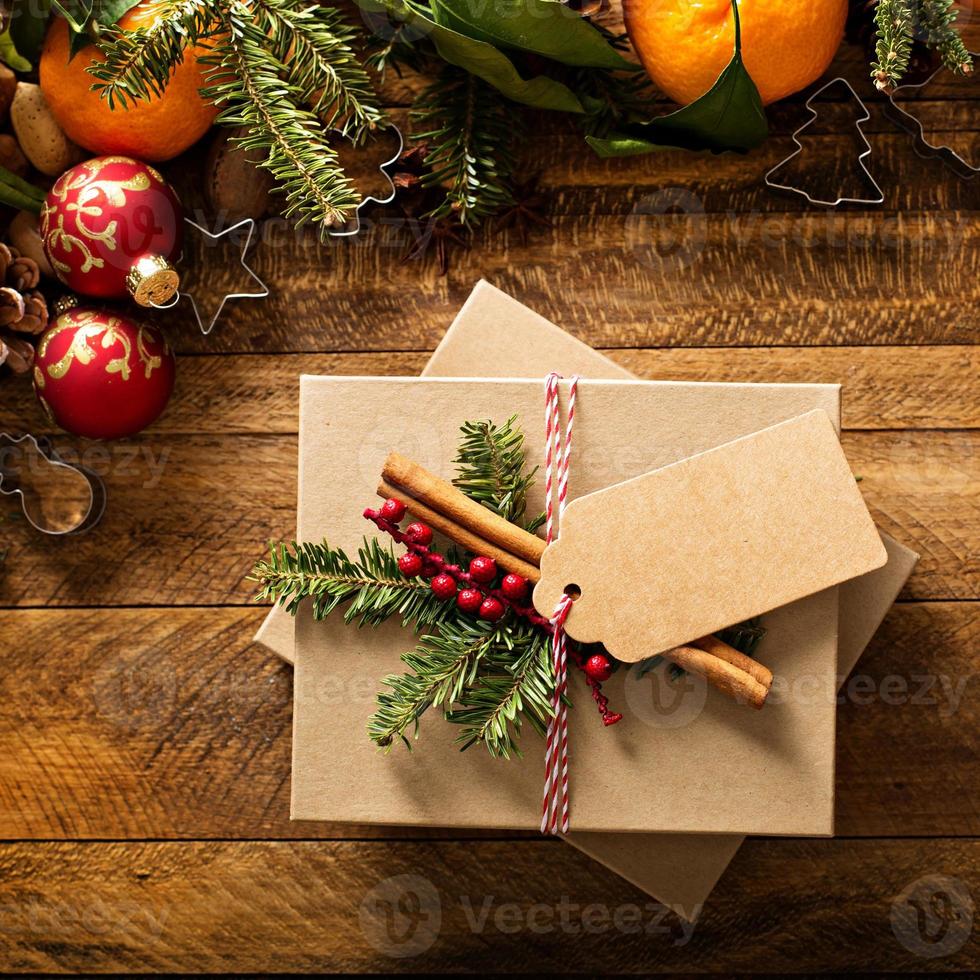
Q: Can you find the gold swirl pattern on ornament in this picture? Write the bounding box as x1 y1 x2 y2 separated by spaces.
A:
42 157 154 277
40 311 162 383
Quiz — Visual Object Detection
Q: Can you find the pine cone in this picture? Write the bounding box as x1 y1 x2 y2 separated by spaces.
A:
0 285 25 327
17 290 48 334
0 242 12 284
7 253 40 292
0 334 34 374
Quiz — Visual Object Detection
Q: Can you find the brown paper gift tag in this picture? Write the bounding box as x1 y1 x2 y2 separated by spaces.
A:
534 410 887 661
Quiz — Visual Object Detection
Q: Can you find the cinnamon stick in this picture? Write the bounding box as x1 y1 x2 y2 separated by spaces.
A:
377 478 541 582
661 646 770 710
382 452 545 566
690 634 774 690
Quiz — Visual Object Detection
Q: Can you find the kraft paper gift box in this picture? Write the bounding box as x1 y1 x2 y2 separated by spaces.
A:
255 281 917 912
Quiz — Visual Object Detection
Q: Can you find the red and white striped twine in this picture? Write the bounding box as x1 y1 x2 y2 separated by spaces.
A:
541 372 579 836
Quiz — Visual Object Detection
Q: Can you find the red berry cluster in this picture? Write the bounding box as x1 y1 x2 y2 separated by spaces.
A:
364 499 622 727
366 500 537 626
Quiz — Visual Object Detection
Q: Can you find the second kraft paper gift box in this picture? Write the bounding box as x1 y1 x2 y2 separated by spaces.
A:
254 281 917 912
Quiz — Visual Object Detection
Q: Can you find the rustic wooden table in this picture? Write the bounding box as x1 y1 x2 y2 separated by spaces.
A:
0 31 977 974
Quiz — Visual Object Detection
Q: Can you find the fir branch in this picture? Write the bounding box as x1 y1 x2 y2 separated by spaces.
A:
368 617 503 750
88 0 386 231
715 616 766 658
411 66 518 226
87 0 218 108
256 0 386 138
872 0 917 90
203 6 362 231
918 0 974 75
250 537 448 628
452 416 539 526
447 623 554 759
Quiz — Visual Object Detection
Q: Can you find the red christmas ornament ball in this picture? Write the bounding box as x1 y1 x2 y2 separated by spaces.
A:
500 573 528 600
456 588 483 614
405 521 433 545
397 552 423 578
430 573 457 600
584 653 613 683
469 555 497 583
40 156 184 306
380 497 406 522
479 597 505 622
33 306 175 439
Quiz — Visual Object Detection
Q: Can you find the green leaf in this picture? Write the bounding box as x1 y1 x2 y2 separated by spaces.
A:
586 0 767 157
50 0 94 34
429 0 636 70
63 0 145 57
355 0 585 112
7 0 52 65
0 27 32 71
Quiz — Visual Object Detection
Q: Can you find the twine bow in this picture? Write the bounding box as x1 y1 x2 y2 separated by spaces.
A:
541 371 578 836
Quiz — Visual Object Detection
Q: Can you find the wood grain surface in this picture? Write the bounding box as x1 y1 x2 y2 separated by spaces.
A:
0 23 977 974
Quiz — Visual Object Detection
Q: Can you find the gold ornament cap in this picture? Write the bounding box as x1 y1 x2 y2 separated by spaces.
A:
53 293 81 316
126 254 181 307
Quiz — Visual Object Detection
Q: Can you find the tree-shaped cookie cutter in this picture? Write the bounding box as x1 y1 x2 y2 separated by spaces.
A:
0 432 106 535
885 53 979 178
764 77 884 207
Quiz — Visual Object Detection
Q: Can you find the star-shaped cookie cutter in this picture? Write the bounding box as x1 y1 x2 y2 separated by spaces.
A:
764 77 884 207
0 432 106 535
154 125 404 334
152 217 269 336
885 53 979 178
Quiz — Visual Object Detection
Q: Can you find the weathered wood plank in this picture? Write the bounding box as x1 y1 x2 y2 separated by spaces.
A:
0 838 976 973
5 346 977 436
0 431 973 606
140 207 979 353
0 602 974 840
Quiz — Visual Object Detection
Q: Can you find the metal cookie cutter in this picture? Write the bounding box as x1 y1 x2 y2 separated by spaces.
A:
327 124 404 239
153 216 269 337
0 433 106 535
764 77 884 207
885 53 979 178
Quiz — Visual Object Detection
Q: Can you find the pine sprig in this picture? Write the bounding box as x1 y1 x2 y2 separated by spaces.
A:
251 537 448 628
918 0 974 75
251 414 559 757
369 617 507 750
255 1 385 138
447 623 553 758
86 0 218 108
872 0 917 90
204 10 362 229
453 415 538 526
411 66 518 227
88 0 385 232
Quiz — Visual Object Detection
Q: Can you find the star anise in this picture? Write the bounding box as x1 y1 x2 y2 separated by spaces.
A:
402 215 469 276
495 174 550 245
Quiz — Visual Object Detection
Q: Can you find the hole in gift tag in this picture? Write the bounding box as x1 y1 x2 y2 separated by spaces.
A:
564 583 582 600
